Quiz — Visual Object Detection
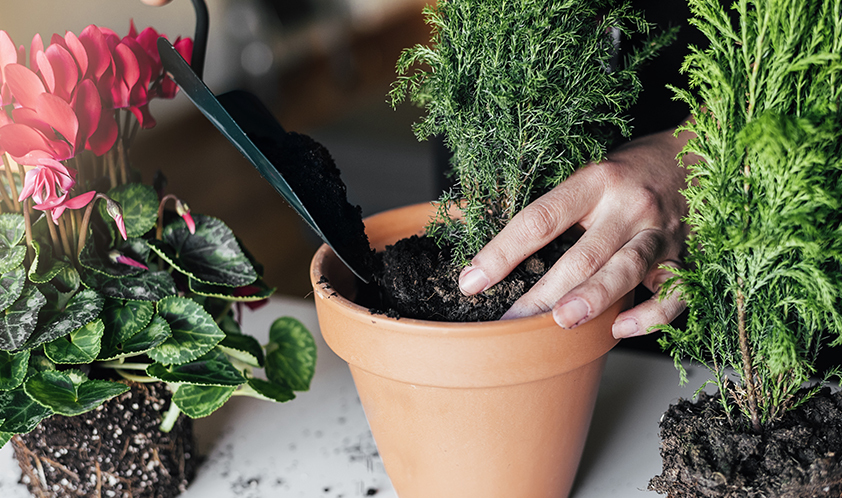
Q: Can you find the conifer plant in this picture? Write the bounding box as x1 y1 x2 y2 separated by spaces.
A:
660 0 842 433
391 0 676 265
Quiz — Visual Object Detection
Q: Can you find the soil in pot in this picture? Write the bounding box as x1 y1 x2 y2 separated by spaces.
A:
13 382 196 498
649 387 842 498
366 233 574 322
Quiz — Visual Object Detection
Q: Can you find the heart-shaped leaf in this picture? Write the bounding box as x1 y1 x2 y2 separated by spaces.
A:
82 270 177 301
98 314 172 361
0 284 45 351
79 237 150 278
0 385 53 434
188 278 274 301
171 384 236 419
0 266 26 313
44 319 104 364
148 214 257 287
102 299 155 343
23 370 129 416
265 317 316 392
0 214 26 275
28 239 70 284
0 350 29 391
101 183 158 238
23 289 103 351
244 378 295 403
148 296 225 365
219 333 265 368
147 348 247 386
0 431 13 449
51 265 80 293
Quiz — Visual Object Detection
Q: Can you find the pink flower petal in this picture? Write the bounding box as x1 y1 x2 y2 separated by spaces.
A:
62 31 89 79
73 79 101 150
35 51 56 94
5 63 46 108
0 31 18 67
87 108 118 155
113 43 140 92
0 123 55 163
79 25 111 80
36 92 79 148
45 44 79 101
61 189 95 209
29 34 44 74
129 104 156 129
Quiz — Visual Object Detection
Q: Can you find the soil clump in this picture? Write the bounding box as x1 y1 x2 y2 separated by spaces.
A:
649 388 842 497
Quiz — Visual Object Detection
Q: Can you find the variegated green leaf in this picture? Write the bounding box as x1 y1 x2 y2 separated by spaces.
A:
28 239 69 284
23 370 128 417
148 296 225 365
147 348 247 386
265 317 316 392
51 265 80 293
0 385 53 434
102 299 155 343
44 319 104 364
188 278 274 301
219 333 265 368
23 289 103 351
148 214 257 287
0 349 29 390
171 384 236 419
79 237 150 278
98 314 172 361
102 183 158 238
0 214 25 247
0 266 26 313
82 270 177 301
0 431 13 449
243 378 295 403
0 284 45 351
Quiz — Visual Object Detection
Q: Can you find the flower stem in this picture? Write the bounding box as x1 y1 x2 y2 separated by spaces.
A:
56 214 73 260
156 194 178 240
106 148 118 189
0 168 16 212
159 397 182 433
76 193 108 256
20 197 33 265
3 154 21 211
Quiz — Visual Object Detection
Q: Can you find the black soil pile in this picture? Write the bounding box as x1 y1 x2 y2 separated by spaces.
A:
649 388 842 497
13 382 196 498
366 233 573 322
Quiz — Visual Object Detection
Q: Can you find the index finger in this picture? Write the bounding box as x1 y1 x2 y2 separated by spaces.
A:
458 168 602 295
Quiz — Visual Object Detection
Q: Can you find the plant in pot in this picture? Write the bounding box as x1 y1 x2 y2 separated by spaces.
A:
649 0 842 496
310 0 674 496
0 13 315 498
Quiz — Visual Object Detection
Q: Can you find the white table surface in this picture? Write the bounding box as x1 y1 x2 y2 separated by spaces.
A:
0 296 708 498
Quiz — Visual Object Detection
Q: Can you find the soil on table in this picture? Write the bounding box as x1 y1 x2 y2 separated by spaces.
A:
361 233 574 322
649 388 842 498
13 382 196 498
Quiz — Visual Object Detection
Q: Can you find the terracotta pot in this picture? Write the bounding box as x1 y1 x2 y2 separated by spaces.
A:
310 202 631 498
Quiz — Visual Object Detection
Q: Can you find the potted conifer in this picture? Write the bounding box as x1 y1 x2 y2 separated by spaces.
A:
0 8 315 498
650 0 842 496
310 0 674 496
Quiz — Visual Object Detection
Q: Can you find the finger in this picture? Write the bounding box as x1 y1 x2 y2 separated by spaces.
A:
612 271 686 338
140 0 173 5
501 216 635 319
549 228 668 328
459 171 602 296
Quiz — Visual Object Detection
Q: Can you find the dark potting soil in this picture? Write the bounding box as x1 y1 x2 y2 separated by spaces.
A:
361 233 574 322
649 388 842 498
13 382 196 498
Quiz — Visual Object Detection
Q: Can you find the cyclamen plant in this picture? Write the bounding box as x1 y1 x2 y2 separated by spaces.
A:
660 0 842 432
390 0 676 265
0 22 315 448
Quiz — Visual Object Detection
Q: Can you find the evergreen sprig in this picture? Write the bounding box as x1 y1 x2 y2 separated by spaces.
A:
660 0 842 431
391 0 676 264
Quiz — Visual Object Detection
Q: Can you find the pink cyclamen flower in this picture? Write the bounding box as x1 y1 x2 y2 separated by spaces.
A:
108 250 148 270
175 199 195 234
17 157 95 223
103 196 127 240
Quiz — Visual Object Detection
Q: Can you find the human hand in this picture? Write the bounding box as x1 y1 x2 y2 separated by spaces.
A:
139 0 173 6
458 124 699 338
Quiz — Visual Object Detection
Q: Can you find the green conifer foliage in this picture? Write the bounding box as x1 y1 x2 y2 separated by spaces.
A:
661 0 842 431
391 0 675 264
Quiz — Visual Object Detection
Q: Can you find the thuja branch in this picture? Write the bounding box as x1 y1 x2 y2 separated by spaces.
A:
736 280 761 433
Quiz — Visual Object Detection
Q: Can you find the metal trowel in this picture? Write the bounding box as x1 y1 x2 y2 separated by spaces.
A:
157 37 374 283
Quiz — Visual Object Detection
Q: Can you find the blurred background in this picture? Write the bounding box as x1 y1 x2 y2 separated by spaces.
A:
0 0 437 296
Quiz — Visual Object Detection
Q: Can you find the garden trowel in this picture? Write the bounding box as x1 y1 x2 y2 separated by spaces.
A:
157 37 374 283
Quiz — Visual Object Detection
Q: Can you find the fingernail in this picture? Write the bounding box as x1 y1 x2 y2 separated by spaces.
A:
613 318 640 338
553 299 590 329
459 266 490 296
